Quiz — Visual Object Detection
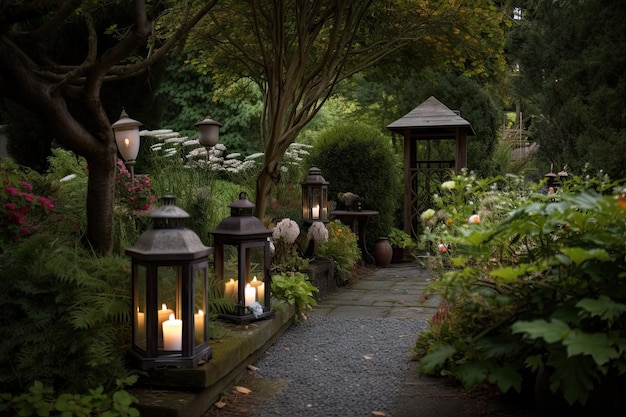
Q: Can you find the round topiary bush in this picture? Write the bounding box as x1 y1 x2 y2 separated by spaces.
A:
306 121 401 248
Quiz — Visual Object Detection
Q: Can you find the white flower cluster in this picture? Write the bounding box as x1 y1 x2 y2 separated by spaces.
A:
272 218 300 244
141 129 312 178
307 221 329 244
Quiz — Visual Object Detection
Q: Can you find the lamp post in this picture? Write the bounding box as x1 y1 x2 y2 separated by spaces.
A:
112 109 142 179
210 192 274 324
195 114 223 162
301 166 329 223
126 196 212 370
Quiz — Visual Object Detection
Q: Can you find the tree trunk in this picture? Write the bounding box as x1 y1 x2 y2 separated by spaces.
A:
84 145 117 254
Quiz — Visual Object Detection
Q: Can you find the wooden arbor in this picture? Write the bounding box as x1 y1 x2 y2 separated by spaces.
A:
387 96 475 239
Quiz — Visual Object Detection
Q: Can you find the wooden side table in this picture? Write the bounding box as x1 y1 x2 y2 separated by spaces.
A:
330 210 379 265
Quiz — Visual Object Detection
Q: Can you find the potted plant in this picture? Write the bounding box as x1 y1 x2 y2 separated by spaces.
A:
387 227 415 262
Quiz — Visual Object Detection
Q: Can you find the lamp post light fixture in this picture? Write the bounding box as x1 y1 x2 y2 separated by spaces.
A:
195 114 223 151
126 195 212 370
210 192 274 324
301 166 329 223
112 109 142 178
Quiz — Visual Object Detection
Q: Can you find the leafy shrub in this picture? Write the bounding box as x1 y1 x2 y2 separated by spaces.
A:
316 220 360 285
1 158 55 250
271 272 318 320
415 173 626 407
306 121 401 247
0 378 139 416
0 235 134 394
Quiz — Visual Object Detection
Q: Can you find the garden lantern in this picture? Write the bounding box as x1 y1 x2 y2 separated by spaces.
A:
126 195 212 370
195 114 223 149
112 109 142 178
210 192 274 324
301 166 329 223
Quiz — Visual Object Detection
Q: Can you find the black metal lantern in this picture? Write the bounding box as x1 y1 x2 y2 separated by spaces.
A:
210 192 274 324
126 196 212 370
301 166 329 223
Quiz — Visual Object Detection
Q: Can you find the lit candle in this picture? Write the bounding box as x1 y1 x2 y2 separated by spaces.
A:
250 276 262 288
162 313 182 351
194 309 205 343
136 307 145 342
257 282 265 305
225 278 238 300
312 204 320 219
157 303 174 339
245 283 256 306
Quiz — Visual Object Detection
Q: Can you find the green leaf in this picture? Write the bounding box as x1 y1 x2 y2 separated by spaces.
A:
419 344 456 374
511 319 570 343
563 331 618 365
558 247 609 266
489 265 527 283
576 296 626 325
456 361 489 389
487 366 522 393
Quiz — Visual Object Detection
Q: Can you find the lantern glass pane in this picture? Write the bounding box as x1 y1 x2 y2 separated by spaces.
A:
311 188 321 219
222 244 239 303
134 264 147 351
194 266 207 345
302 187 310 220
156 265 180 350
321 187 328 219
245 243 267 308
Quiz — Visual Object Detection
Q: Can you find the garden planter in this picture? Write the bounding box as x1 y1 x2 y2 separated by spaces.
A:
373 237 392 267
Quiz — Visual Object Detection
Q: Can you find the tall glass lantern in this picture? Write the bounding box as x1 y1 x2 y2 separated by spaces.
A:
301 166 329 223
210 192 274 324
126 196 212 370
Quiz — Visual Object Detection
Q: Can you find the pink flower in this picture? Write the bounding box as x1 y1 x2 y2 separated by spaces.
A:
5 186 17 196
19 180 32 192
5 202 16 211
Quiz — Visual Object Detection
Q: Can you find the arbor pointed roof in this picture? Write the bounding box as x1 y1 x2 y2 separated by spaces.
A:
387 96 475 135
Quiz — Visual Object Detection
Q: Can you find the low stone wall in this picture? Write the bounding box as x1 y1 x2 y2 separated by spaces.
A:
305 256 336 301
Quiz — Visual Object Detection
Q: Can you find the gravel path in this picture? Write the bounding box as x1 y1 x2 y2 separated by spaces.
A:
241 314 428 417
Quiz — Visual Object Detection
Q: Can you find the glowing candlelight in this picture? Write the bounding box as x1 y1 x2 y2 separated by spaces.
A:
245 283 256 307
162 313 182 351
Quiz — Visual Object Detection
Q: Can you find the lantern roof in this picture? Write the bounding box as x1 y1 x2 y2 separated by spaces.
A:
126 195 211 260
302 166 329 185
210 193 271 240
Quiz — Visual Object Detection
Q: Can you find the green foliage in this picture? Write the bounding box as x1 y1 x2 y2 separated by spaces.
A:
307 122 400 247
0 378 139 417
153 56 263 157
0 235 134 394
509 0 626 179
271 272 318 321
316 221 361 285
387 227 415 249
415 173 626 406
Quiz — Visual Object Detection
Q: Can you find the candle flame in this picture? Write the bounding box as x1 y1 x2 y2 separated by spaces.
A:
168 313 175 321
124 137 130 148
162 303 167 310
198 310 204 316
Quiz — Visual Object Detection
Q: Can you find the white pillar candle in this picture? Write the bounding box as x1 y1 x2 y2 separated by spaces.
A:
162 313 182 351
136 308 145 342
194 309 205 343
312 205 320 219
225 278 238 300
245 283 256 306
257 282 265 305
157 303 174 339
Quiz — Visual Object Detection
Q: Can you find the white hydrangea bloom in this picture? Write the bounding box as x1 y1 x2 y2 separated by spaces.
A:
307 222 329 244
272 218 300 244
